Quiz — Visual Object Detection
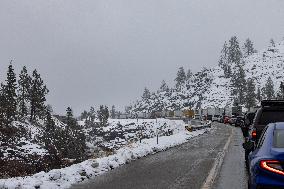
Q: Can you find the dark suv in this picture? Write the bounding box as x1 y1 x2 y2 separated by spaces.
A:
250 100 284 142
244 100 284 163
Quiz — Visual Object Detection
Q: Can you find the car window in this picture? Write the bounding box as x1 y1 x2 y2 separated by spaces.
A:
259 110 284 125
256 126 268 148
274 129 284 148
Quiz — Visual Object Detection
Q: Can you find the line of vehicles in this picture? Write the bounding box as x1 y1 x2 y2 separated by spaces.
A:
120 106 246 121
241 100 284 189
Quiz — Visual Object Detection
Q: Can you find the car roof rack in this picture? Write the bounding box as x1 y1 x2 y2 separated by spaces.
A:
261 100 284 107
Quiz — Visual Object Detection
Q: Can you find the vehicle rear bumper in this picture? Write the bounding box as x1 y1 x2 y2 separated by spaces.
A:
254 174 284 189
256 186 284 189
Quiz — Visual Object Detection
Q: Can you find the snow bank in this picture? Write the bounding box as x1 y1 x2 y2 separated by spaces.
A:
0 126 210 189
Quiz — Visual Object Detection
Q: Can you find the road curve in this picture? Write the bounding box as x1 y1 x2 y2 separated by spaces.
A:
70 123 232 189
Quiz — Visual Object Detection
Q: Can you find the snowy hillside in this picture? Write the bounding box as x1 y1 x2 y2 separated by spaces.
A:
131 40 284 113
0 122 210 189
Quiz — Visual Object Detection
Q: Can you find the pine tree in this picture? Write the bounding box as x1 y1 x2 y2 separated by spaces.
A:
276 82 284 99
89 106 96 122
45 109 55 134
245 78 256 109
104 106 109 124
125 106 132 114
263 77 275 100
64 107 86 160
257 86 262 102
18 66 31 119
228 36 242 65
270 39 276 47
231 63 246 104
186 69 193 80
66 107 76 129
43 109 56 145
243 38 257 58
29 70 49 121
80 110 88 120
111 105 116 119
175 67 186 90
159 80 169 92
3 63 17 126
97 105 109 127
142 87 151 101
0 84 7 128
218 42 231 78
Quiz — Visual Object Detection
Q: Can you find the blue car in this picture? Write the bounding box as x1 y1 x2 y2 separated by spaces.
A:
245 122 284 189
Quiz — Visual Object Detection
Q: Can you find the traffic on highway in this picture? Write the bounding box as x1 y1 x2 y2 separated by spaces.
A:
241 100 284 189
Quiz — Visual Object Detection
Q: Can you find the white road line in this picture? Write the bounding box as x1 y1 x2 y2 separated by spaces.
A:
201 126 233 189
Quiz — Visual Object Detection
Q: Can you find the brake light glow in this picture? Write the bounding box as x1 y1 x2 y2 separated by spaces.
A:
252 130 257 139
260 160 284 176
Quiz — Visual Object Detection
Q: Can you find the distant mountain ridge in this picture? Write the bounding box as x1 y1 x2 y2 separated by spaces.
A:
130 40 284 113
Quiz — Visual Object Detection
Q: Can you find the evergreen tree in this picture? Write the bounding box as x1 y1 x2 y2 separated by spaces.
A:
80 110 88 120
218 42 231 78
43 109 56 147
66 107 76 128
270 39 276 47
245 78 256 109
125 106 131 114
159 80 169 92
111 105 116 119
97 105 109 127
257 86 262 102
142 87 151 101
29 70 49 121
223 65 232 78
42 109 63 168
263 77 275 100
243 38 257 58
89 106 96 122
45 109 55 134
64 107 86 160
175 67 186 90
18 66 31 119
0 84 7 128
231 63 246 104
228 36 242 65
3 63 17 126
186 69 193 80
277 82 284 99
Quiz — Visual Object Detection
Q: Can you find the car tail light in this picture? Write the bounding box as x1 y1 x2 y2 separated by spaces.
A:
252 130 257 139
260 160 284 176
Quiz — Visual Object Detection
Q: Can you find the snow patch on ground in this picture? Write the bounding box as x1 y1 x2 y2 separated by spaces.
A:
0 126 210 189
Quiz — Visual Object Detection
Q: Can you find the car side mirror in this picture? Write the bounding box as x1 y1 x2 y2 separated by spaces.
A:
242 141 254 151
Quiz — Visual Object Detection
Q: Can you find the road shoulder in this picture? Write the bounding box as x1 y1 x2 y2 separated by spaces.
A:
212 126 248 189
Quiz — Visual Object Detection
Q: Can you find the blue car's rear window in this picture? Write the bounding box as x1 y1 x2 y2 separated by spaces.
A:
274 130 284 148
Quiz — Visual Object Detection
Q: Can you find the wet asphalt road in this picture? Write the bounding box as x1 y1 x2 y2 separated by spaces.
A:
213 125 248 189
71 123 245 189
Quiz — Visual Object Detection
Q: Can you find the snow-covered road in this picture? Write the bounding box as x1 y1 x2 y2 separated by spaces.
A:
70 123 233 189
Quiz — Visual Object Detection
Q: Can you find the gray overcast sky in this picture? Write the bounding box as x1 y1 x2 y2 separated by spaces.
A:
0 0 284 115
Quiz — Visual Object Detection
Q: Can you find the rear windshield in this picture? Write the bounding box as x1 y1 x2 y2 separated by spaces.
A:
259 110 284 125
274 130 284 148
